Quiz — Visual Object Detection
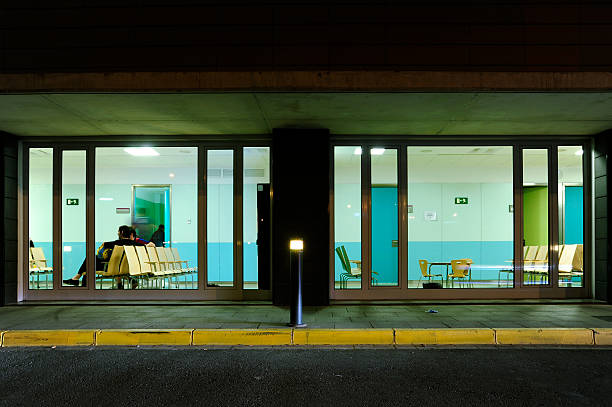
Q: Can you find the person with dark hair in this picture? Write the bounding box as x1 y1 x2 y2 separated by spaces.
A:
150 224 165 247
63 225 154 288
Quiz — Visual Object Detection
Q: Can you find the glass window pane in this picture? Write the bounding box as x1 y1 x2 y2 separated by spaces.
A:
408 146 514 289
207 150 234 287
334 146 361 290
371 148 398 287
558 146 584 287
95 147 198 290
523 149 549 286
29 148 53 289
243 147 270 290
62 151 86 287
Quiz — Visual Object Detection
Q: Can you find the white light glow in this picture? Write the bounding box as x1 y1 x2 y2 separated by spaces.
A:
63 246 72 252
347 204 351 208
371 148 386 155
575 149 583 156
169 172 175 178
290 239 304 251
124 147 159 157
523 182 536 186
353 147 362 155
99 197 114 201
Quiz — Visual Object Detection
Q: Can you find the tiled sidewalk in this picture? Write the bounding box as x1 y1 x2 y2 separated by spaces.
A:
0 303 611 330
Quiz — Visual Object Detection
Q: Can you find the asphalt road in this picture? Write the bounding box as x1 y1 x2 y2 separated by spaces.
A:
1 347 611 406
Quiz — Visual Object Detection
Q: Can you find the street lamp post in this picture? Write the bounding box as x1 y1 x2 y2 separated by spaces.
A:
289 239 307 327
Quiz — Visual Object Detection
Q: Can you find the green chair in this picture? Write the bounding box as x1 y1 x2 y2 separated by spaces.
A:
335 246 377 289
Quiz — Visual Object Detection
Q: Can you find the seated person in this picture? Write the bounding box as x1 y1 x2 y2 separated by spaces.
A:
63 225 154 287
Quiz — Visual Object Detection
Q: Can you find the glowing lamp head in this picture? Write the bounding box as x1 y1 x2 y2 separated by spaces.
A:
289 239 304 251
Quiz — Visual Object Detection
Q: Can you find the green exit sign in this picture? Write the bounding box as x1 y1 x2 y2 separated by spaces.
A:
454 197 468 205
66 199 79 206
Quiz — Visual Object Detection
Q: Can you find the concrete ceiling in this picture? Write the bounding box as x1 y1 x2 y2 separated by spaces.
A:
1 92 611 137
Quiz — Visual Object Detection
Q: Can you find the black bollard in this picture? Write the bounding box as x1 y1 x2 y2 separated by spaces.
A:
289 239 307 327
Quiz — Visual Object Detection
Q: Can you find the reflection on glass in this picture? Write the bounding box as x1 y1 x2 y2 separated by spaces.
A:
371 148 398 287
62 151 86 287
558 146 584 287
243 147 270 290
523 149 549 285
334 146 361 289
407 146 514 288
29 148 53 289
207 150 234 287
95 147 198 289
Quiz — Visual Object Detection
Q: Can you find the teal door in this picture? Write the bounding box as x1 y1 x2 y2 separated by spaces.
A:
371 187 399 286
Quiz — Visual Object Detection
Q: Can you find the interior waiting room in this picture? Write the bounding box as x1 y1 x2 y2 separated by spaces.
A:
333 144 585 293
27 146 270 293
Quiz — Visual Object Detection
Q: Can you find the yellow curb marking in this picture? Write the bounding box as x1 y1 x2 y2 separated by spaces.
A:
96 329 193 346
2 330 96 347
293 329 394 345
494 328 594 345
193 329 292 346
592 328 612 345
395 328 496 345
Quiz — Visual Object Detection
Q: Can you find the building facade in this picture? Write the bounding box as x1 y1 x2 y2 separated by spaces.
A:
1 2 611 305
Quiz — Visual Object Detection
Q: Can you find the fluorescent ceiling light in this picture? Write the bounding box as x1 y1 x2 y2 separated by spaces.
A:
353 147 362 155
575 149 583 156
371 148 386 155
124 147 159 157
523 182 536 186
99 197 114 201
169 172 175 178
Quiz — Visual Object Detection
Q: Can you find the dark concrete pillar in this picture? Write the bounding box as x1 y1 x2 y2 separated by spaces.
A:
594 131 610 303
1 133 18 305
271 128 330 306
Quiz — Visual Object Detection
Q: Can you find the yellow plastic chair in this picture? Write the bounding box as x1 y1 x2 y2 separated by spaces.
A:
448 260 470 288
417 259 442 288
29 247 52 289
95 245 127 289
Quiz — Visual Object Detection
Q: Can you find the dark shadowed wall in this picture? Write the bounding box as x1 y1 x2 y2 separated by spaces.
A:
594 132 610 302
1 134 18 305
2 2 612 72
272 128 330 306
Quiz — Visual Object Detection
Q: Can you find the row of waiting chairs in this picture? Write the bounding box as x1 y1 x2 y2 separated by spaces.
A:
29 247 53 288
97 246 197 289
498 244 584 286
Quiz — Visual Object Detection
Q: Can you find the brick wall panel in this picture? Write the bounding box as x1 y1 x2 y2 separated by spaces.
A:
469 45 525 66
526 45 581 66
274 26 329 45
274 45 329 66
390 24 470 44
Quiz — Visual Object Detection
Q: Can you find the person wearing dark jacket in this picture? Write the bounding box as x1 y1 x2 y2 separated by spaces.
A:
63 225 153 287
150 224 165 247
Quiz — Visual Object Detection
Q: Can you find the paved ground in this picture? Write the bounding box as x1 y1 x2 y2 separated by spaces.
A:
0 303 611 329
0 347 611 406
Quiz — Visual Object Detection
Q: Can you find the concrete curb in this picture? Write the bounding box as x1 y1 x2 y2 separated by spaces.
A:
0 328 610 347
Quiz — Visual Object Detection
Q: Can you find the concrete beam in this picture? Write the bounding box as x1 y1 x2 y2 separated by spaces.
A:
2 71 612 93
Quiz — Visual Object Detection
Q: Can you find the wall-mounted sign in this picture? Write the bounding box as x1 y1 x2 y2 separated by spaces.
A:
509 204 514 213
424 211 437 221
454 197 468 205
66 199 79 205
116 208 130 214
407 205 414 213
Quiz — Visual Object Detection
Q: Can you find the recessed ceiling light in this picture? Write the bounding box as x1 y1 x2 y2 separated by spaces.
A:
99 197 114 201
124 147 159 157
371 148 385 155
523 182 536 186
169 173 175 178
353 147 362 155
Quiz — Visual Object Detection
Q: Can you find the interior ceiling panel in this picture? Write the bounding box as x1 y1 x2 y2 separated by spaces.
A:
0 92 611 137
